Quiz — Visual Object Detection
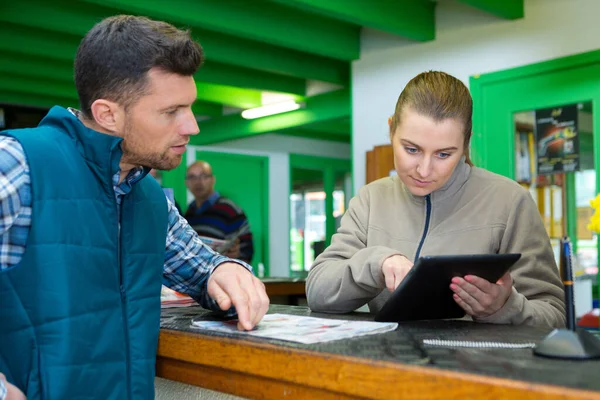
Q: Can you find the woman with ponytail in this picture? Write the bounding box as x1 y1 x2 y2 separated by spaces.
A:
306 71 565 328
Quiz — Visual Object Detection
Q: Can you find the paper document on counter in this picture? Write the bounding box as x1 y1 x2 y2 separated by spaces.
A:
191 313 398 344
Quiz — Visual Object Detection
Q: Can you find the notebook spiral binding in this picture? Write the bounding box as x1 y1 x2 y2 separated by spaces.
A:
422 339 536 349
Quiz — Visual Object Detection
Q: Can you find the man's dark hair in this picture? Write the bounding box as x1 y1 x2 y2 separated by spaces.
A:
74 15 204 117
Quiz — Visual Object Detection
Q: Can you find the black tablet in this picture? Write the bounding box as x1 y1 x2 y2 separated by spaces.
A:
374 253 521 323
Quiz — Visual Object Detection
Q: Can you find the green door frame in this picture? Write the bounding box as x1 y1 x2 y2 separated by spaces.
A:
289 154 351 274
470 49 600 302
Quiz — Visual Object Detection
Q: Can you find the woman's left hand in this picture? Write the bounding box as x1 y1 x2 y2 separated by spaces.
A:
450 272 513 318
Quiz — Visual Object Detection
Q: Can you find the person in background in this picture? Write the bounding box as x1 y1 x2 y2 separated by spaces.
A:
0 15 269 400
306 71 565 328
184 160 254 264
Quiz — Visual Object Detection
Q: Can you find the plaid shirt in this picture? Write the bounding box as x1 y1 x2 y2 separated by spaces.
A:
0 378 5 400
0 134 251 312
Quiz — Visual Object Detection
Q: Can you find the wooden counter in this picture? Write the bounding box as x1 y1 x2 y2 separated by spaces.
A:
156 305 600 400
261 277 306 305
261 277 305 297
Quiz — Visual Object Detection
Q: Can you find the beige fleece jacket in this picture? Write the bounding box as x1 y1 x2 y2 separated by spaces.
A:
307 160 566 328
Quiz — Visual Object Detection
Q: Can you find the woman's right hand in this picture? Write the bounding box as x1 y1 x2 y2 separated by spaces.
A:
381 255 414 292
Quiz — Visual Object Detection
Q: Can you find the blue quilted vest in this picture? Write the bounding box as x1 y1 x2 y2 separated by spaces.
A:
0 106 168 399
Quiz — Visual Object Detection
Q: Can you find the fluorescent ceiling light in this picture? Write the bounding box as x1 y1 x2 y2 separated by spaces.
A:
241 100 301 119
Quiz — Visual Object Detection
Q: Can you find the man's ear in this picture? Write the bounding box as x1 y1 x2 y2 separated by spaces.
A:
89 99 125 134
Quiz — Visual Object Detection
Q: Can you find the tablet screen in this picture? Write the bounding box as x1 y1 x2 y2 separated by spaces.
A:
374 253 521 323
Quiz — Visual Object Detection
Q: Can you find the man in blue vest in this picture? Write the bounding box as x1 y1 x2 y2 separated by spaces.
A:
0 15 269 400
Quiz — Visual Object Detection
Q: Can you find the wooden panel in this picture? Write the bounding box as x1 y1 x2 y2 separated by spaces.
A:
157 329 600 400
375 144 394 179
366 149 376 184
264 281 305 296
366 144 395 184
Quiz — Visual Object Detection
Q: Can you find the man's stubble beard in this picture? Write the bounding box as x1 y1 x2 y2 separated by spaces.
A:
120 119 180 171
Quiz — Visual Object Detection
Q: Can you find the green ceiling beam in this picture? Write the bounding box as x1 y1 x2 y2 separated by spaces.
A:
0 28 307 96
0 71 224 118
278 117 351 142
194 83 263 109
301 117 350 135
0 88 220 119
0 51 264 109
0 75 78 101
191 103 223 119
0 25 76 66
78 0 360 61
270 0 435 42
0 90 221 122
457 0 524 19
278 130 349 143
0 53 76 86
0 91 79 111
191 89 350 145
197 63 305 95
0 0 349 84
